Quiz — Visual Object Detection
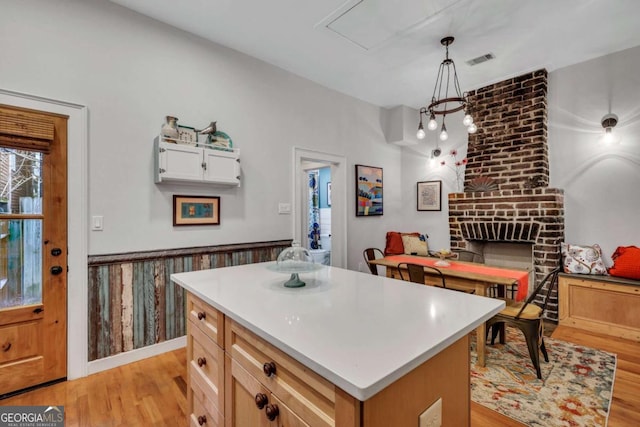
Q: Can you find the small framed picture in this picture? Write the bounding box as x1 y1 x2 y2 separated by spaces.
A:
177 125 197 145
173 195 220 226
417 181 441 211
327 182 332 206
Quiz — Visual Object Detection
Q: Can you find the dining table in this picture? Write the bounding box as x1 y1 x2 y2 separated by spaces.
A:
368 254 530 367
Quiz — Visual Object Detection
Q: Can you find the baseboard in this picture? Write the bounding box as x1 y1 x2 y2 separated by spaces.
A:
87 336 186 375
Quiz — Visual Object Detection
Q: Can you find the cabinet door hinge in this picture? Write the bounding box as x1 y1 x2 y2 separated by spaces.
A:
159 168 166 174
202 162 207 170
159 148 166 153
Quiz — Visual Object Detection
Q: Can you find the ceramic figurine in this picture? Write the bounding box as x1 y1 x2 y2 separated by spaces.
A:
197 121 217 136
161 116 179 142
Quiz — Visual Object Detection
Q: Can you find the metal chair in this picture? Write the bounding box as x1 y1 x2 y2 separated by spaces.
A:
397 262 474 294
362 248 384 275
485 267 561 379
452 249 484 263
397 262 446 288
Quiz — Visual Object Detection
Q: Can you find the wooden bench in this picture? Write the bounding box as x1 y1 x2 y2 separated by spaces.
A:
558 273 640 341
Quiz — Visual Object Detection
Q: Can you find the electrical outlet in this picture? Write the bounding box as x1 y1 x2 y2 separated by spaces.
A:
419 398 442 427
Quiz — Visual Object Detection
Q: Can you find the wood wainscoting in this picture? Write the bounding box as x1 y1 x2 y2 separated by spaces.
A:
87 240 291 361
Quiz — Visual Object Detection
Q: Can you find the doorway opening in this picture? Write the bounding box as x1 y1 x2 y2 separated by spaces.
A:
293 148 346 268
303 164 331 265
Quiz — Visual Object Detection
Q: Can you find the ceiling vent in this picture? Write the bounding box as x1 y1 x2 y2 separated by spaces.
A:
466 53 495 66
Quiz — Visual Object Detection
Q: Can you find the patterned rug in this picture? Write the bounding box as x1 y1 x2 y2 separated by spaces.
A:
470 327 617 426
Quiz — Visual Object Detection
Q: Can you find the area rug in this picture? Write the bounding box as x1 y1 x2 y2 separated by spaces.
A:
470 327 617 426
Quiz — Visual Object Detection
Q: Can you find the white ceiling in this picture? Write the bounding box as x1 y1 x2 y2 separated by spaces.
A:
109 0 640 109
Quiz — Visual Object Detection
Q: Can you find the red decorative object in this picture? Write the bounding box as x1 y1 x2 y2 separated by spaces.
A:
609 246 640 280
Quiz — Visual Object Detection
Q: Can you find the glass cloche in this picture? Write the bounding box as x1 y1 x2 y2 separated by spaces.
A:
267 241 323 288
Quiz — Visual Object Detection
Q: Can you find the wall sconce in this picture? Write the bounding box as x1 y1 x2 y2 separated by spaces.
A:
601 113 618 144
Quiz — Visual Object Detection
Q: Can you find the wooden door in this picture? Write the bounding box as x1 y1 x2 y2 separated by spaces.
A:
0 104 67 396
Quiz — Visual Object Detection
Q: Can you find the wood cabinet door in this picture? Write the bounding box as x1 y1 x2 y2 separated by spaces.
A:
225 357 271 427
0 105 68 396
270 394 310 427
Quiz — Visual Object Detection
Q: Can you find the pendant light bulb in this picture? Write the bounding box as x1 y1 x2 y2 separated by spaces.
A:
439 123 448 141
417 126 426 140
427 113 438 131
467 123 477 134
463 114 473 127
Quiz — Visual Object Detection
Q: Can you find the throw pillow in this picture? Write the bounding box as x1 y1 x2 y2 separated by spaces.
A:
384 231 422 256
560 242 607 275
384 232 405 256
402 234 429 256
608 246 640 280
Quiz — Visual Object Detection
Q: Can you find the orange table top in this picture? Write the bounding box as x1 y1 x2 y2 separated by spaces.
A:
374 255 529 301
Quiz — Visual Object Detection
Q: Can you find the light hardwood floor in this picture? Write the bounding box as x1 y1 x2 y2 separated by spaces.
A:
1 326 638 426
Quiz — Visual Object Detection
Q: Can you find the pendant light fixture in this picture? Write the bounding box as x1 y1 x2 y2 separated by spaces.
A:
417 36 476 141
601 113 618 144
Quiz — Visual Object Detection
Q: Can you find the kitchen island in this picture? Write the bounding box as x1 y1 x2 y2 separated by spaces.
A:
172 262 504 426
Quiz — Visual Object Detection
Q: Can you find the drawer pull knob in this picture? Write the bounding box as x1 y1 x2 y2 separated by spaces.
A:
265 404 279 421
197 311 206 320
254 393 268 409
2 342 11 352
197 357 206 367
197 415 207 425
263 361 276 377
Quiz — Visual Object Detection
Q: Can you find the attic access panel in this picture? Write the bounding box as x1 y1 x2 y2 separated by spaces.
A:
321 0 462 50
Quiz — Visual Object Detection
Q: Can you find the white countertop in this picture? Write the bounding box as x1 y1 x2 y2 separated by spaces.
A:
171 262 504 401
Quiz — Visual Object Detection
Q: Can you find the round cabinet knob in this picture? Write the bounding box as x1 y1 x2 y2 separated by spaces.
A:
263 361 276 377
197 311 206 320
265 404 279 421
197 357 206 367
197 415 207 425
254 393 268 409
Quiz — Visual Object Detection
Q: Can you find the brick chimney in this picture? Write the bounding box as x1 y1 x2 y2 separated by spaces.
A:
448 69 564 320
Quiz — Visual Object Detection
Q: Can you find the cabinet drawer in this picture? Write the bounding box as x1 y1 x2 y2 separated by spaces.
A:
225 320 335 427
190 380 223 427
188 293 224 347
189 324 225 415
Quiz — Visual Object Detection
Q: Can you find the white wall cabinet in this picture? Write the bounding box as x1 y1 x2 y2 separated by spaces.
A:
154 139 240 186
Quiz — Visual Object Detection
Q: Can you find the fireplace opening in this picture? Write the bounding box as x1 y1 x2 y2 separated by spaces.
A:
467 241 534 297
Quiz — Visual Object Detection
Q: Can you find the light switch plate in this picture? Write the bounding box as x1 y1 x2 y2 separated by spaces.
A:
278 203 291 214
92 215 104 231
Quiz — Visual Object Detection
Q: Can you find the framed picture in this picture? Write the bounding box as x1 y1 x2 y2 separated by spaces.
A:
417 181 441 211
327 182 332 206
177 125 197 145
173 195 220 226
355 165 383 216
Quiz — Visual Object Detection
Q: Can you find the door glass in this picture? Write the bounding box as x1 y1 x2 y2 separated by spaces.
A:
0 148 44 309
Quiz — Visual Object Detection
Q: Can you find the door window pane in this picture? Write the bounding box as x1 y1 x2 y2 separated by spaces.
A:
0 148 43 214
0 218 42 309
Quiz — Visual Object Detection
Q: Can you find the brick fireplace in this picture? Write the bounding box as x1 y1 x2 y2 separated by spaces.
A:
448 69 565 320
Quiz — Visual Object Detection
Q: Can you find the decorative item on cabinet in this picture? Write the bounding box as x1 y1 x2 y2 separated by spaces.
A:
177 125 197 145
154 138 241 186
161 115 179 143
